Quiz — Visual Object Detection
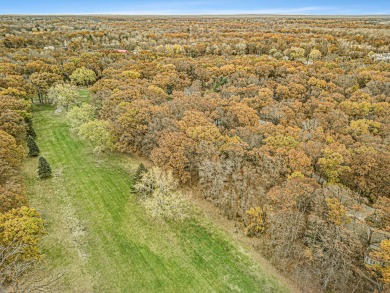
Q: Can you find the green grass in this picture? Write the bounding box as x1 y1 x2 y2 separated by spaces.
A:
23 97 289 292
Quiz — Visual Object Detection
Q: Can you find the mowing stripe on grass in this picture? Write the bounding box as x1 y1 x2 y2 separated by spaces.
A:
24 102 290 293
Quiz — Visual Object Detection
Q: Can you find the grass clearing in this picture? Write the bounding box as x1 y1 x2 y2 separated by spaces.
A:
23 96 289 292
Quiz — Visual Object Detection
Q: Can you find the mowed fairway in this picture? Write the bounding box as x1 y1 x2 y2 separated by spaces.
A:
23 96 289 292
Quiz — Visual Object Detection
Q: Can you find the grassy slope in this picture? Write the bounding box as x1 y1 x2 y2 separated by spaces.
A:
23 92 289 293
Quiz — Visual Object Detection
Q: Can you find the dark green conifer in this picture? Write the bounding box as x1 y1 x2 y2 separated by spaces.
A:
26 118 36 138
27 135 40 156
38 157 52 179
133 163 147 184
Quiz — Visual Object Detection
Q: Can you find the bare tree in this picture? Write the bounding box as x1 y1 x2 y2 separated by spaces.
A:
1 241 64 293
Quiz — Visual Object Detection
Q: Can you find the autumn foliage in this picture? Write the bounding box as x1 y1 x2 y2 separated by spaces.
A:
0 14 389 293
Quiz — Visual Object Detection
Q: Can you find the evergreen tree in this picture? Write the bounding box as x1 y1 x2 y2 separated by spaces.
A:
37 157 51 179
27 135 40 156
25 118 36 138
133 163 147 184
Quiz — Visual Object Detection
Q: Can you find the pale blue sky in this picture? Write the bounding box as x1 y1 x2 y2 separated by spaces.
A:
0 0 389 15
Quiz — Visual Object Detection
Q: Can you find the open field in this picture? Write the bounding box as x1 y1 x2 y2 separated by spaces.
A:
22 94 289 292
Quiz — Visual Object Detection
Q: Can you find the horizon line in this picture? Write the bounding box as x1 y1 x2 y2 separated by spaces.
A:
1 13 390 16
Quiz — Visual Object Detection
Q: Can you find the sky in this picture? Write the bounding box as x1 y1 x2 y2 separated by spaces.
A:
0 0 389 15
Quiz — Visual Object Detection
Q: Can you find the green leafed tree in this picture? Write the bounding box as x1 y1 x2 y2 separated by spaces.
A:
27 135 39 156
66 102 95 130
47 83 79 110
78 120 112 153
37 157 52 179
70 67 97 86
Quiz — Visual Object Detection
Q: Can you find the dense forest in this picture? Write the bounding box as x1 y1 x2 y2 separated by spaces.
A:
0 15 389 292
